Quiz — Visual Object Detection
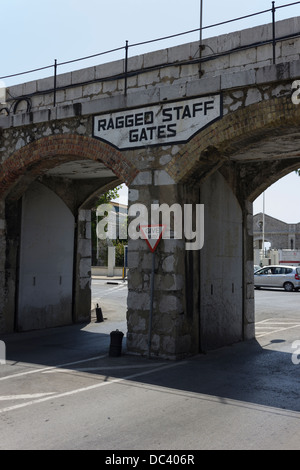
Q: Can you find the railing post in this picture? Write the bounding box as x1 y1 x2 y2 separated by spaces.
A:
199 0 204 77
53 59 57 107
272 1 276 64
124 40 128 96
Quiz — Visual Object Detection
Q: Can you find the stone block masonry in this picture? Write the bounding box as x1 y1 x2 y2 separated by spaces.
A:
1 18 299 122
0 17 300 358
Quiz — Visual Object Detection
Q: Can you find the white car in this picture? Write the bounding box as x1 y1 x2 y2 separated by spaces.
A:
254 265 300 292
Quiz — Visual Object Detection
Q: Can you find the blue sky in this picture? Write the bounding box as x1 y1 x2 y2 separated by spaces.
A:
2 0 298 84
1 0 300 221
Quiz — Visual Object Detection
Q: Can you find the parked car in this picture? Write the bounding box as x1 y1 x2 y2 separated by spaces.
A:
254 265 300 292
254 265 260 272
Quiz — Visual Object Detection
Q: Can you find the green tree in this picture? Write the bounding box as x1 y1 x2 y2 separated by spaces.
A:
91 186 126 265
96 186 121 205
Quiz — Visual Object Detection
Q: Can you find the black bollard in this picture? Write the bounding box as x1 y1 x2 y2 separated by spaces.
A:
96 303 103 322
109 329 124 357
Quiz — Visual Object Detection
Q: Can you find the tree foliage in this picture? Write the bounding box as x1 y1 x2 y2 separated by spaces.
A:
91 185 127 266
96 186 121 206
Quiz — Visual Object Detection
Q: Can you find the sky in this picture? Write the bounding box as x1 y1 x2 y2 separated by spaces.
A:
1 0 300 221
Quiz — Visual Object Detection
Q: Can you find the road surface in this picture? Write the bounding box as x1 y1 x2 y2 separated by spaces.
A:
0 284 299 450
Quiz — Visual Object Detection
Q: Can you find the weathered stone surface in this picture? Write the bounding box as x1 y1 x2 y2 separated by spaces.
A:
1 17 300 359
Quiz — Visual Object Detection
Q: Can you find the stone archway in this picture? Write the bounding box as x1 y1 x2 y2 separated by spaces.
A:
154 95 300 353
0 134 138 199
0 134 138 333
166 95 300 185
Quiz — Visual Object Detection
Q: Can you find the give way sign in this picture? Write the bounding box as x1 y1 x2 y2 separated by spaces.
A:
140 225 166 253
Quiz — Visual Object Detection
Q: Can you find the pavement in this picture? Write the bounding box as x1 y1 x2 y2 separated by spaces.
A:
91 275 127 284
1 313 299 415
1 283 300 449
1 323 300 450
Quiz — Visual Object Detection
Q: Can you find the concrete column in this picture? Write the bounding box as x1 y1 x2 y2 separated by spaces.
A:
243 200 255 340
107 246 116 277
126 172 201 359
0 216 7 332
1 199 21 333
199 171 244 351
73 209 92 323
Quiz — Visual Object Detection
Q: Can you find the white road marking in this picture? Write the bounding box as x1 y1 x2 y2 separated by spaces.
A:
43 363 166 373
91 283 127 308
0 393 55 401
92 282 127 294
256 318 300 337
0 361 186 414
0 354 108 381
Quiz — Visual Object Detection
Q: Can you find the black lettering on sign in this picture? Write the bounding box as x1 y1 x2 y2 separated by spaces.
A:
98 119 107 131
173 106 183 119
94 95 221 149
193 102 203 116
157 125 167 139
129 129 139 142
204 100 214 115
135 113 144 126
147 127 156 139
116 116 124 128
125 115 134 127
162 108 172 122
139 128 148 141
167 123 177 137
182 105 192 119
107 118 114 130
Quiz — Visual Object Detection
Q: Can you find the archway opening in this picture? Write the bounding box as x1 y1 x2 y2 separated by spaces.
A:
81 182 129 332
253 169 300 269
2 136 134 337
252 167 300 344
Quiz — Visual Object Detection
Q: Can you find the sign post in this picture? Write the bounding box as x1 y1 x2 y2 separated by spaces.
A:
140 225 166 358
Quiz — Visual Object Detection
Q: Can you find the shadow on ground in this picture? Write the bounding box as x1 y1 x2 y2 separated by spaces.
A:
1 319 299 415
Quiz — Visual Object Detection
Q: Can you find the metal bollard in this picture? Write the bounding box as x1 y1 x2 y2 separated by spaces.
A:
96 303 103 323
109 329 124 357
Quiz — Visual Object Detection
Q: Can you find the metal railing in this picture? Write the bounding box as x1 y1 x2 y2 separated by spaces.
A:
1 1 300 112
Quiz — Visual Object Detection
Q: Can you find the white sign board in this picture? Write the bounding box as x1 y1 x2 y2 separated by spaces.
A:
93 95 222 150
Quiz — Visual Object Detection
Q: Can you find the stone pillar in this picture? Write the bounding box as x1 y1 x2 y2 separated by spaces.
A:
199 171 244 351
0 199 21 333
107 246 116 277
243 200 255 340
73 209 92 323
0 205 7 333
126 171 201 359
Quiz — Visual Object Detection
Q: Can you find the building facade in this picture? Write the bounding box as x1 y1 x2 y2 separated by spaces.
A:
253 213 300 250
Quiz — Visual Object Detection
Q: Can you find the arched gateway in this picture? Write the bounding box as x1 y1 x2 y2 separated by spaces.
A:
1 17 300 358
0 134 137 333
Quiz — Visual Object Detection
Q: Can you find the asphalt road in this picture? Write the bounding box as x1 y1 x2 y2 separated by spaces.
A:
0 282 299 451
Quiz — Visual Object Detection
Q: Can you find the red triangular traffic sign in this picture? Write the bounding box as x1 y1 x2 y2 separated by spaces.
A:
140 225 166 252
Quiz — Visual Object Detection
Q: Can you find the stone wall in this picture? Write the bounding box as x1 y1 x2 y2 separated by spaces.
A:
126 182 202 358
0 17 300 356
2 18 299 116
